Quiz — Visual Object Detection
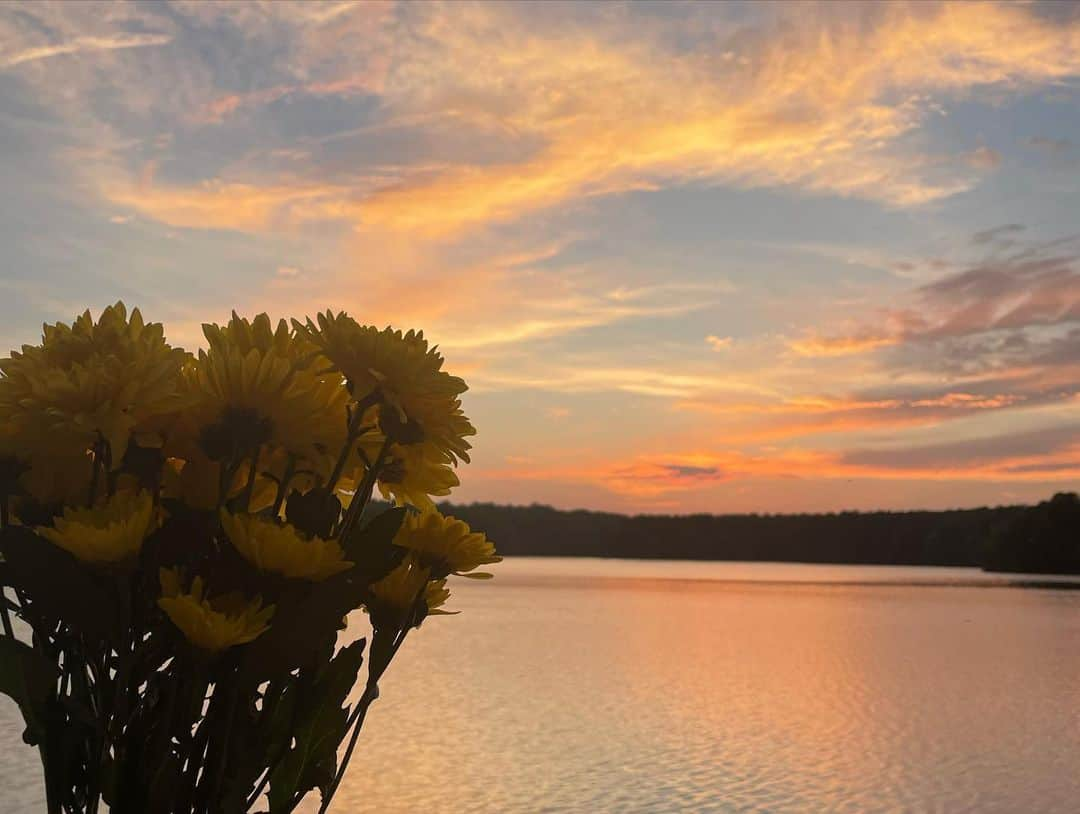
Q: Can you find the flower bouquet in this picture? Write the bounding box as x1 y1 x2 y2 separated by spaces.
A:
0 304 498 813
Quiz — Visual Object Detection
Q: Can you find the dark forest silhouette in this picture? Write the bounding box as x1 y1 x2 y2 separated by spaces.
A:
438 492 1080 574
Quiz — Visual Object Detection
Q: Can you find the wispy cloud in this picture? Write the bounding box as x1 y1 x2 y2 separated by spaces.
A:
330 2 1079 235
789 330 899 357
470 363 777 400
790 235 1080 356
840 423 1080 475
681 374 1077 444
769 232 1080 457
15 1 1072 237
483 419 1080 501
0 33 171 70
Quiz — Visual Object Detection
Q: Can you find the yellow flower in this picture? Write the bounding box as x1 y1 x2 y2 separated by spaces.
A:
185 313 349 470
19 452 95 507
220 511 352 581
1 413 92 507
423 578 456 616
158 568 273 652
161 453 220 511
393 510 500 577
0 422 28 500
350 439 460 511
369 554 430 615
0 302 187 466
37 490 156 563
297 312 475 465
162 450 277 513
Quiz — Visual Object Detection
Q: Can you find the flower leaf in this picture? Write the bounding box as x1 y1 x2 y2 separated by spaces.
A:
268 638 366 812
285 488 341 539
0 526 120 641
341 506 408 583
0 635 57 745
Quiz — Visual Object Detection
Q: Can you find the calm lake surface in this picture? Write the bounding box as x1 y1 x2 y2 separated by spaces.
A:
3 558 1080 813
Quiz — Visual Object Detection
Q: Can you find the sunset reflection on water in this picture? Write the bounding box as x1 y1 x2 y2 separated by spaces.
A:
3 558 1077 812
300 558 1080 813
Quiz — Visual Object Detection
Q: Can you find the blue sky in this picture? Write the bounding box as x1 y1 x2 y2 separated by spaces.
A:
1 1 1078 512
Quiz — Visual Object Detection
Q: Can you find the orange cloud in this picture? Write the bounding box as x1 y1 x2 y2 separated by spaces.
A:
479 425 1080 500
677 373 1077 443
6 2 1080 517
103 180 358 233
98 2 1080 236
468 365 777 399
788 332 898 357
486 449 830 498
345 1 1080 233
194 75 387 125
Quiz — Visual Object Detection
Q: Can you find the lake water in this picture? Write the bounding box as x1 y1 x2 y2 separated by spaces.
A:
3 558 1080 813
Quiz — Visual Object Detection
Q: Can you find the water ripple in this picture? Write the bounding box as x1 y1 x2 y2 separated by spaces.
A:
3 559 1080 813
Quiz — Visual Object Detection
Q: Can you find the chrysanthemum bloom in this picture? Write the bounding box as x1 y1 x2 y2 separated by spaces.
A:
297 312 475 466
0 302 187 483
157 568 273 652
378 441 460 510
0 423 27 504
0 425 79 519
368 554 430 626
220 510 352 581
344 430 459 511
161 449 280 513
23 458 94 507
37 490 156 563
423 578 456 616
393 510 500 578
161 452 225 511
183 313 349 476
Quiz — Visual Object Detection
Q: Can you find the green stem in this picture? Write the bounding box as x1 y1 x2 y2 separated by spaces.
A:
240 450 261 513
325 412 362 494
337 437 392 541
58 655 70 702
199 674 242 813
243 681 283 810
326 392 381 494
145 662 182 804
183 721 212 814
271 457 296 517
216 454 245 512
313 682 378 814
87 442 103 507
317 620 414 814
96 619 132 810
39 736 63 814
246 670 309 811
175 668 212 814
0 590 13 638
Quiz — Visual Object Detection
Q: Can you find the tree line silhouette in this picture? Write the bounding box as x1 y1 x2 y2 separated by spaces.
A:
437 492 1080 574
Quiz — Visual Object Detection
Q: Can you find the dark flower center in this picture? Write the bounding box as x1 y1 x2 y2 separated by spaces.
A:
200 407 274 461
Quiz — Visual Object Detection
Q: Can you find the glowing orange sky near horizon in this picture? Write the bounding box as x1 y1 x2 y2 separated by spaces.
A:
0 1 1078 513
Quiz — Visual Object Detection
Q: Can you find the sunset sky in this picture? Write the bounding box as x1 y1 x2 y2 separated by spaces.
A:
1 1 1078 514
